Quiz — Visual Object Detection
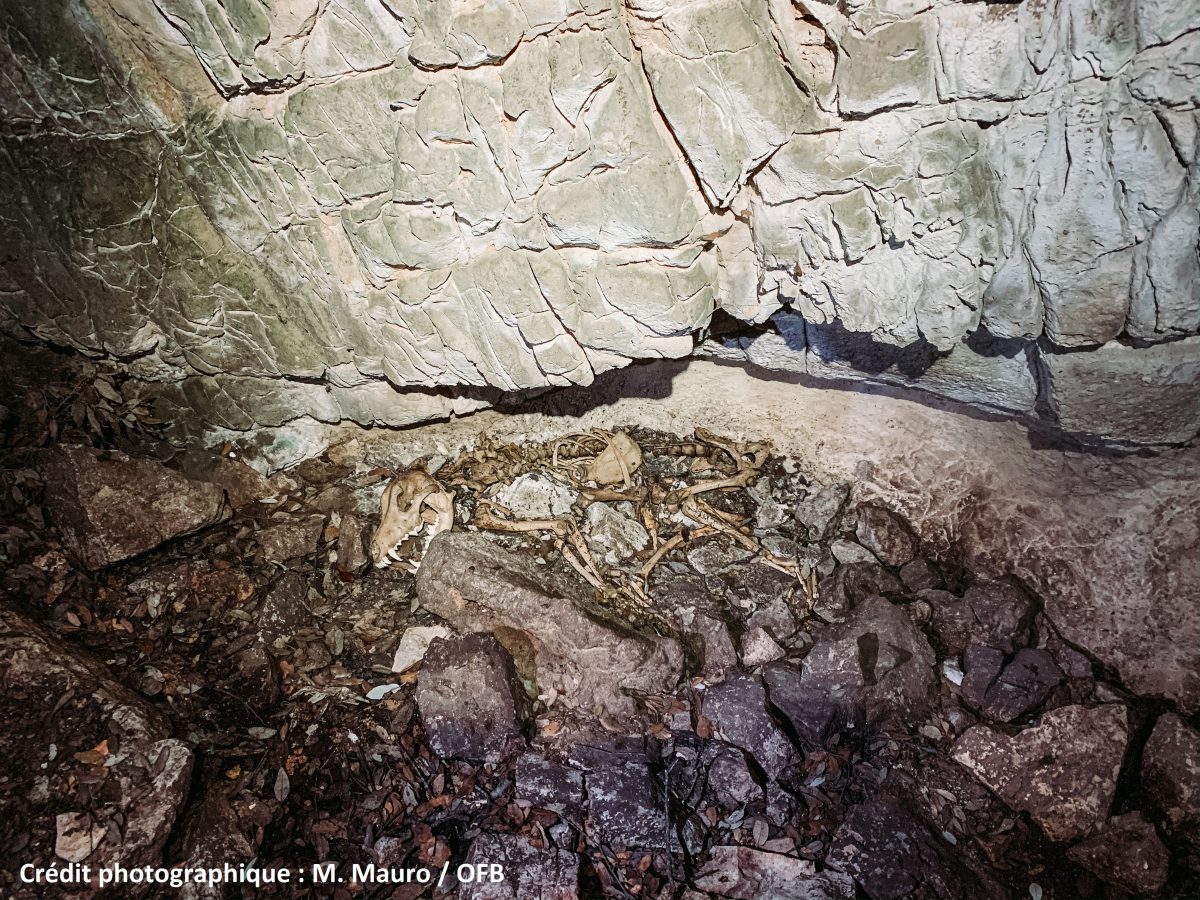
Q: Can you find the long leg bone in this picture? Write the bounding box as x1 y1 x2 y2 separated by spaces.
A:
665 468 757 505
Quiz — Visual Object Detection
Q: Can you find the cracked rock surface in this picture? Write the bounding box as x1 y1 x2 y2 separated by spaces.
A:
1 0 1198 447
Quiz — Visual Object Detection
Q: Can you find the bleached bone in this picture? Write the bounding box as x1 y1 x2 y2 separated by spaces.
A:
370 468 454 570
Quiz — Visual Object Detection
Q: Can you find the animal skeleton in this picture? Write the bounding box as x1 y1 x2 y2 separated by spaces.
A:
370 468 454 571
369 428 798 629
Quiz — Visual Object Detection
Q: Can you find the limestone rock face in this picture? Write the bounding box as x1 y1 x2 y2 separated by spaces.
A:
1 0 1198 446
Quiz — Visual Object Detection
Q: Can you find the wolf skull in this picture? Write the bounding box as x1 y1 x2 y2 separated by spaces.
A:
370 469 454 569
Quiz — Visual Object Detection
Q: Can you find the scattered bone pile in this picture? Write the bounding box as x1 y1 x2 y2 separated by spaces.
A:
0 429 1196 900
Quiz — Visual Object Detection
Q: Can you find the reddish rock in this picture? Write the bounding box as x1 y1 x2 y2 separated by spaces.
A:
584 752 669 850
763 660 841 748
952 704 1127 842
41 444 228 569
826 792 990 900
1067 812 1169 895
702 673 797 779
961 580 1035 654
257 513 324 565
416 633 526 764
0 603 193 892
799 596 935 722
1142 712 1200 845
417 533 682 720
459 833 579 900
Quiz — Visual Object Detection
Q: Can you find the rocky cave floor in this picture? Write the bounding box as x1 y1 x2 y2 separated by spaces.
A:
1 393 1199 900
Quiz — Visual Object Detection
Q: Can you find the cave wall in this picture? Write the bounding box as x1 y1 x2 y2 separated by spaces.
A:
1 0 1197 446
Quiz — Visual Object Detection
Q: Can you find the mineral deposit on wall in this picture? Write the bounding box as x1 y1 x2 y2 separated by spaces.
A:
1 0 1197 444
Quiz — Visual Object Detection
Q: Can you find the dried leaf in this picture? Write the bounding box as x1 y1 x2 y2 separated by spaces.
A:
753 818 770 847
73 740 109 766
273 767 290 802
94 377 122 403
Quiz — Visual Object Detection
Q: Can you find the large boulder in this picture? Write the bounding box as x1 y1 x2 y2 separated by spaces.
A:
416 533 683 719
0 602 193 889
951 704 1128 842
40 445 229 569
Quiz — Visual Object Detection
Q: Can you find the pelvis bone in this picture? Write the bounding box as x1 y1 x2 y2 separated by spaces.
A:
370 469 454 570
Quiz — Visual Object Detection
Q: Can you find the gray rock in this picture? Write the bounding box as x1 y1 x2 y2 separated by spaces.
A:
459 833 579 900
628 0 814 207
40 445 229 570
794 484 850 542
1044 338 1200 445
1066 811 1169 896
257 573 314 645
952 704 1128 842
750 492 792 533
2 0 1198 450
492 471 578 520
257 513 325 565
855 505 917 567
516 754 584 815
744 594 798 644
335 513 370 575
719 563 799 618
802 319 1040 415
584 502 650 565
814 563 903 624
702 674 797 780
1142 713 1200 845
693 612 740 677
0 603 193 888
763 661 840 749
800 596 936 722
740 626 786 668
693 845 854 900
688 537 755 575
417 533 683 720
704 744 762 812
415 633 525 764
830 539 877 566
